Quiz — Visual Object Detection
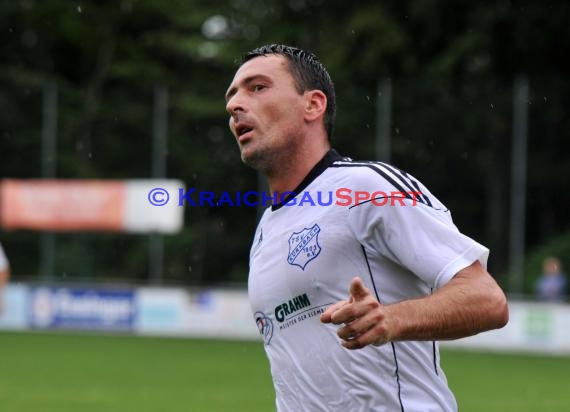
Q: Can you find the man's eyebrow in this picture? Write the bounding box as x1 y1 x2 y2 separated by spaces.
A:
225 74 271 102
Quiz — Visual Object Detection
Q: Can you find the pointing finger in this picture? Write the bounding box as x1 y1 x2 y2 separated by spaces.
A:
349 277 370 301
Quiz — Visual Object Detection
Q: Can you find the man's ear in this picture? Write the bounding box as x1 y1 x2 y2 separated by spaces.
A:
304 90 327 122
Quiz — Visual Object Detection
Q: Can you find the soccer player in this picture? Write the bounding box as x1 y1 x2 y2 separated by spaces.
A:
225 44 508 411
0 242 10 315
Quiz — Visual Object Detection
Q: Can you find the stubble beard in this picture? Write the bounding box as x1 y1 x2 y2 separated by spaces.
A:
240 138 295 177
241 144 277 175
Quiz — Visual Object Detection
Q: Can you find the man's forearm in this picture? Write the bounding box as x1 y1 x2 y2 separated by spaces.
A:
385 261 509 342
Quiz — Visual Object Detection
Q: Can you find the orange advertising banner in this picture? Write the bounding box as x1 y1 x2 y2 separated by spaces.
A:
0 180 125 231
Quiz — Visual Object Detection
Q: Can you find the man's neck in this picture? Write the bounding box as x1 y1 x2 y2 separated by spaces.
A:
265 146 330 200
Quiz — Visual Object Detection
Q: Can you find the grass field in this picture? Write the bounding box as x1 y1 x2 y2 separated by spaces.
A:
0 331 569 412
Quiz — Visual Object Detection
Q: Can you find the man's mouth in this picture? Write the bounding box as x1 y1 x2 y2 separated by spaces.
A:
236 125 254 139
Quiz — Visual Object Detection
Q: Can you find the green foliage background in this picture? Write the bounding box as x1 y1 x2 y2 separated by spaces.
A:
1 1 569 291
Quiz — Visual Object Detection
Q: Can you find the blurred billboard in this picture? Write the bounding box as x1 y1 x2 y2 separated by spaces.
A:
0 179 184 234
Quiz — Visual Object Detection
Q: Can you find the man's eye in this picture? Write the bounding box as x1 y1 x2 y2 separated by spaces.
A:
253 84 266 92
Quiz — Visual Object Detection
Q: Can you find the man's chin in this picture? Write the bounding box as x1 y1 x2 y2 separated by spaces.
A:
241 149 270 172
241 153 259 169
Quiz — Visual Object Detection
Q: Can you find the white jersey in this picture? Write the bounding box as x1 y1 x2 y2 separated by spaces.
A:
248 150 489 412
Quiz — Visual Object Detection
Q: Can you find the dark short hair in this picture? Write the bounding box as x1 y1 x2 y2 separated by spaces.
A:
241 44 336 140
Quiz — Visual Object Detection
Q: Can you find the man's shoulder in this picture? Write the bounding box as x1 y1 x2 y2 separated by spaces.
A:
326 156 409 190
327 153 446 212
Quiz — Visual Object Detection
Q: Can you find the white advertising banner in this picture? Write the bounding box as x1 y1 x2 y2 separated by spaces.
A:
0 285 28 330
135 287 259 340
2 285 570 354
443 301 570 354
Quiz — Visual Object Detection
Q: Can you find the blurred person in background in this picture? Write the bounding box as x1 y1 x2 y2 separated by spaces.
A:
226 44 508 411
0 242 10 315
535 256 567 302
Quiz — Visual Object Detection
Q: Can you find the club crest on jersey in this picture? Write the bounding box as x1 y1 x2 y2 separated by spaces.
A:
287 224 321 270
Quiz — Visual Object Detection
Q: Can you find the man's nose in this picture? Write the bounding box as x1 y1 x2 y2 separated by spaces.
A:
226 92 245 116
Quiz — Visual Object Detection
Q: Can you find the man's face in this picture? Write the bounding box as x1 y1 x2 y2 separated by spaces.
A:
225 54 306 171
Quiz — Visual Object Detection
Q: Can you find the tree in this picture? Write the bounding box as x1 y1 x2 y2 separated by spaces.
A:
1 0 568 290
